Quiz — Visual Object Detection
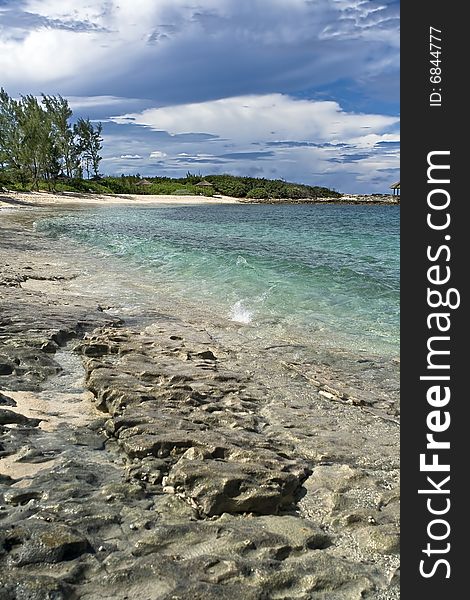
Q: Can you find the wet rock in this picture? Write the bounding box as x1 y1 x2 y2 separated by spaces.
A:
0 474 16 486
0 392 16 407
15 445 58 463
0 409 41 427
81 326 314 519
194 350 217 361
126 457 169 485
0 361 14 376
0 266 120 391
130 515 379 598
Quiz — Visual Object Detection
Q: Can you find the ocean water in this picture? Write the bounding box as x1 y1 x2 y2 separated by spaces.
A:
36 203 399 359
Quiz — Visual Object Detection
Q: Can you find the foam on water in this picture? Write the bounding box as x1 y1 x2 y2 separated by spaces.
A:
230 300 253 324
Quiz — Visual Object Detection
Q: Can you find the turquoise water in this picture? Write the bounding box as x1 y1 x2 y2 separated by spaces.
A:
37 204 399 358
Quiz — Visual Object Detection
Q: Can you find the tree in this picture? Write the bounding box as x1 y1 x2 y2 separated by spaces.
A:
1 91 62 190
0 88 22 178
1 89 107 189
41 94 78 178
74 117 103 179
15 95 51 190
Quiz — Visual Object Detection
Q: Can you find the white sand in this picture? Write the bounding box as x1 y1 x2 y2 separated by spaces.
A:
0 190 240 208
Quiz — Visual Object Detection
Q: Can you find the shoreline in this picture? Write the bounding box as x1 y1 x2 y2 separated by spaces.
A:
1 189 399 210
0 190 241 209
0 211 399 598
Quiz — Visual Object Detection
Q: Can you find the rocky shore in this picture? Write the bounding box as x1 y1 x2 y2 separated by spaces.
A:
0 211 399 599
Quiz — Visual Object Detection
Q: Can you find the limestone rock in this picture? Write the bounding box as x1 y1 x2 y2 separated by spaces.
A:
2 522 92 566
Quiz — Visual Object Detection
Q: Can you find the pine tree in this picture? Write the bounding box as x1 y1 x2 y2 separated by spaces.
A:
1 88 104 189
41 94 78 178
74 118 103 179
0 88 22 179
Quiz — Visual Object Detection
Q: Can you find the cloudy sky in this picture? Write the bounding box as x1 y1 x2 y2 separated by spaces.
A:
0 0 399 193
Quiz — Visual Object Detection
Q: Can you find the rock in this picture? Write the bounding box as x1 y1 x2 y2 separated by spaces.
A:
194 350 217 361
0 392 16 407
0 474 16 486
0 408 41 427
354 524 400 555
40 340 58 353
80 342 114 357
0 217 399 599
118 431 200 460
3 489 42 505
166 458 307 516
3 522 92 566
254 515 332 550
0 573 74 600
0 362 14 376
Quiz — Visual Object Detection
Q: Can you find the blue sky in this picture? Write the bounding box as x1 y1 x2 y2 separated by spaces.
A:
0 0 399 193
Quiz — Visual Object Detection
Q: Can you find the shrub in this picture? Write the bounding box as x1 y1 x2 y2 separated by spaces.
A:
246 187 270 199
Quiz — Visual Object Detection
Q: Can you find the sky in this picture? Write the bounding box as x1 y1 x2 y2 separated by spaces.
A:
0 0 400 193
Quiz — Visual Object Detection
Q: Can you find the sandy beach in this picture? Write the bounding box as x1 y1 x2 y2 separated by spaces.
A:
0 190 399 211
0 190 241 209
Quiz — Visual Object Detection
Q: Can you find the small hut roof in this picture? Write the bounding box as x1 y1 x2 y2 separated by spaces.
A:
137 178 152 186
390 181 400 190
195 180 213 187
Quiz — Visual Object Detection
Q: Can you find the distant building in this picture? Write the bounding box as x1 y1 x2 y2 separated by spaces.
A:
195 180 213 188
390 181 400 196
136 178 152 186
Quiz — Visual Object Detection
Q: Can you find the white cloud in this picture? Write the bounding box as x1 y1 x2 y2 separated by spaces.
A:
104 94 399 193
120 154 143 159
0 29 122 88
112 94 398 145
67 96 138 110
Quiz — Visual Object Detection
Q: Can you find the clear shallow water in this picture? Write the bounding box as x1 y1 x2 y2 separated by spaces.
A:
36 204 399 358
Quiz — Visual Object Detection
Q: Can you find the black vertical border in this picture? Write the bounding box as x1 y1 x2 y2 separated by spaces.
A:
401 3 465 597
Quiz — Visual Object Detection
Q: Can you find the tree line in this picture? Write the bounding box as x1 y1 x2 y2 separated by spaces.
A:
181 173 339 199
0 89 103 190
81 173 340 199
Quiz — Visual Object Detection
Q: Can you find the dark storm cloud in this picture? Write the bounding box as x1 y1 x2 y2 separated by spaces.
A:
0 0 400 193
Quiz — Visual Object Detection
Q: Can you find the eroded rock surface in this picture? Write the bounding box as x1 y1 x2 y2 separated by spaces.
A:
0 214 399 599
79 322 311 519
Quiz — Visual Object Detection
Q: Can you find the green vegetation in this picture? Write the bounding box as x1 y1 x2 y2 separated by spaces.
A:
1 169 339 200
19 173 337 199
43 173 338 199
0 88 102 191
1 88 340 199
202 174 339 199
